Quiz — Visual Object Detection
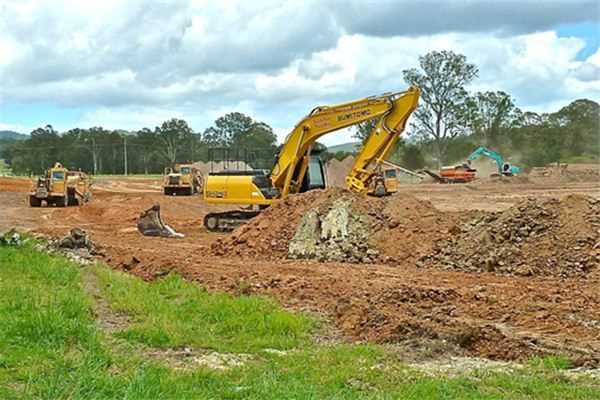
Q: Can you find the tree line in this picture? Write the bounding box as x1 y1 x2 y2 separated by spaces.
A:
2 50 598 175
1 113 279 175
353 50 599 170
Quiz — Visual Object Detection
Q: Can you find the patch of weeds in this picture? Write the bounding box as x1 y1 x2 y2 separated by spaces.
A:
93 267 315 353
529 355 574 371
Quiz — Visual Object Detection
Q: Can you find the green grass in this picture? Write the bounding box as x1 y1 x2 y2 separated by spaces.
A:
1 242 599 399
93 266 314 352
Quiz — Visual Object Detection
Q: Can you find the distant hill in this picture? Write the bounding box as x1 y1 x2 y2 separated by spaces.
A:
0 130 27 140
327 142 361 154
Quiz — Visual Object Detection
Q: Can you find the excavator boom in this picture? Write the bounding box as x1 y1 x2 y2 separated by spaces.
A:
271 87 419 197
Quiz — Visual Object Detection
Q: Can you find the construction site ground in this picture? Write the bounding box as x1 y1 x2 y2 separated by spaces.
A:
2 174 600 363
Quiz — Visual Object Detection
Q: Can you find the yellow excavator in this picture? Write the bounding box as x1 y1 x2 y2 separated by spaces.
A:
203 87 420 231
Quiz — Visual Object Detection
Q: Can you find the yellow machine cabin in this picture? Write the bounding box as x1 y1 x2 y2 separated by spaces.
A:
29 162 92 207
203 87 420 231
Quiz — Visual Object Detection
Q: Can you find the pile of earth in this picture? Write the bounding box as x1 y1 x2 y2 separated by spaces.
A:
419 195 600 277
325 155 356 188
212 188 460 264
530 163 600 182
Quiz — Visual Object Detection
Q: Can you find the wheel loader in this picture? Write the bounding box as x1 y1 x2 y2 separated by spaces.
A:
162 163 203 196
29 162 92 207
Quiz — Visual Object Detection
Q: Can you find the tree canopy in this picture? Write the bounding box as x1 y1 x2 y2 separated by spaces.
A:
403 50 479 166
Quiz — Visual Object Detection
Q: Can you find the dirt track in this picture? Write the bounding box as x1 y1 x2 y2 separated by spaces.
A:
2 175 600 363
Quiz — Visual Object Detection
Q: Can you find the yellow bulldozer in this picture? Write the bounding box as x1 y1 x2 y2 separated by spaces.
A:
29 162 92 207
162 163 203 196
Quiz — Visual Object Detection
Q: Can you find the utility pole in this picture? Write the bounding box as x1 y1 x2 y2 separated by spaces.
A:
91 137 97 175
123 136 128 176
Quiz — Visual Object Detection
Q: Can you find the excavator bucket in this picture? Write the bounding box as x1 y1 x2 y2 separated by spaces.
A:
137 204 184 238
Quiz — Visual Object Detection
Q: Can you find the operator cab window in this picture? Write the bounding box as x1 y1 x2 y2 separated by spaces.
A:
384 169 397 179
307 157 325 189
52 171 65 180
180 167 191 174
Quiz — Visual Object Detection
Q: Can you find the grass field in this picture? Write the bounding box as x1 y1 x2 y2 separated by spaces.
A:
0 242 598 399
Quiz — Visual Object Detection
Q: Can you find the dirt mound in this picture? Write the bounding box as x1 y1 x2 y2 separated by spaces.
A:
373 197 467 264
212 189 354 260
326 156 356 188
0 177 31 193
420 195 600 277
334 286 545 361
530 163 600 183
212 189 460 264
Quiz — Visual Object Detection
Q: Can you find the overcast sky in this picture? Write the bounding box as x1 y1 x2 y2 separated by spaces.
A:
0 0 598 145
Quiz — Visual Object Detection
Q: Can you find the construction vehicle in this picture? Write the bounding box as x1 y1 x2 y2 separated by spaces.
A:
162 163 203 195
29 162 92 207
466 146 521 176
439 164 477 183
422 164 477 184
202 87 420 231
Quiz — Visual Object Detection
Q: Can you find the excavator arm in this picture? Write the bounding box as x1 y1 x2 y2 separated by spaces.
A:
346 88 420 194
467 146 521 176
271 87 420 196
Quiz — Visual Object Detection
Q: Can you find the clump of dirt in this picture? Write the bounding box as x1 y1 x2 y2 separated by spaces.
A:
420 195 600 277
212 188 461 264
39 228 102 265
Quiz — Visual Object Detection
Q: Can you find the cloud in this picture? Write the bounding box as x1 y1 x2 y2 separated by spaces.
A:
0 0 598 143
333 0 598 37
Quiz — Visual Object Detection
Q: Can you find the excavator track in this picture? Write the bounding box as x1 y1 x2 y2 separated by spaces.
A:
203 210 261 232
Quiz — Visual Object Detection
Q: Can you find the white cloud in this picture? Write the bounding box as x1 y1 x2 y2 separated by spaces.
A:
0 0 598 144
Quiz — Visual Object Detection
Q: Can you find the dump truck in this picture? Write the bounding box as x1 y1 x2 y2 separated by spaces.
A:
162 163 203 195
29 162 92 207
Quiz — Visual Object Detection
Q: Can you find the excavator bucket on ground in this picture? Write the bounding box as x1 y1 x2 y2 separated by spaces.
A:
137 204 184 238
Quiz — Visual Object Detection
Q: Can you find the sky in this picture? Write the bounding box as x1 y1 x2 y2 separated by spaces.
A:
0 0 599 146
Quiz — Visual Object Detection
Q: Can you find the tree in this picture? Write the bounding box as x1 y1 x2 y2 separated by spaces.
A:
131 128 157 174
29 125 61 173
353 118 378 143
202 112 254 147
156 118 193 166
403 50 478 166
554 99 600 158
203 112 278 168
465 91 522 148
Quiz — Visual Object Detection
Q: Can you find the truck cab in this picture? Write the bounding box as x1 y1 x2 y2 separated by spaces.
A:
163 163 202 195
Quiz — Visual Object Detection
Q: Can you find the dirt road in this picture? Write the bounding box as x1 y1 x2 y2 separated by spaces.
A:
1 175 599 363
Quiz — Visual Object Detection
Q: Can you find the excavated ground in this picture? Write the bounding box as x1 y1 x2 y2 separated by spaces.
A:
1 175 600 363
